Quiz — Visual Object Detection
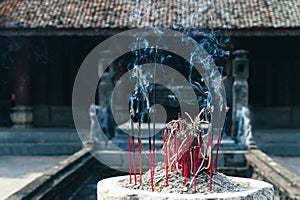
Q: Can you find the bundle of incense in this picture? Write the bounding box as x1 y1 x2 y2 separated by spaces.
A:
127 107 224 193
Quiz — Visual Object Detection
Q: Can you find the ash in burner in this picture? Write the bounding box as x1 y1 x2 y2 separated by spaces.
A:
119 162 246 194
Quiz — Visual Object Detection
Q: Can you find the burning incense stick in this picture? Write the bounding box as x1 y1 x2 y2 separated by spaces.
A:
208 133 213 192
151 134 155 190
183 144 188 186
127 127 132 184
148 112 154 191
138 125 142 186
193 146 197 193
131 119 137 184
152 124 155 172
152 46 157 182
136 64 143 186
214 131 221 172
163 128 168 187
215 105 224 172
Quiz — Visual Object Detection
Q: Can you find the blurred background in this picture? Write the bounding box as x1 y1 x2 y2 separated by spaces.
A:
0 0 299 199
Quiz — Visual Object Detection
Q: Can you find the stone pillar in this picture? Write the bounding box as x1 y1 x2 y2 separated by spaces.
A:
10 39 33 127
98 50 115 138
231 50 249 137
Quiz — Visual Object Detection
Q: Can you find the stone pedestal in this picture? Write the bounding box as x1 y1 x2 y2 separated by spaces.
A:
97 175 274 200
10 106 33 127
231 50 249 137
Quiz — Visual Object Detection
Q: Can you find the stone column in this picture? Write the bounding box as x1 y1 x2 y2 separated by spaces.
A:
231 50 249 137
98 50 115 138
10 39 33 127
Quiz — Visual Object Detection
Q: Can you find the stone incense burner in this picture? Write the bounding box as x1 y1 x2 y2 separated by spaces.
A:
97 115 274 200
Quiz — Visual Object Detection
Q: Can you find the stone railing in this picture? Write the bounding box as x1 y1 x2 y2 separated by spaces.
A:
246 148 300 200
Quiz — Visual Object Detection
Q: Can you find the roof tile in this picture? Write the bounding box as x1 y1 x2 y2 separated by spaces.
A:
0 0 299 29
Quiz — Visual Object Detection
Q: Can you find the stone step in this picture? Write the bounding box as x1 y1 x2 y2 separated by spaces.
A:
0 128 82 155
253 130 300 144
252 129 300 156
0 143 82 156
254 135 300 144
256 144 300 156
246 149 300 199
0 128 80 143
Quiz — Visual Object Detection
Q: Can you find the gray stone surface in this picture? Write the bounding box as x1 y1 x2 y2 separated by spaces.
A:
272 157 300 177
246 149 300 199
33 105 74 127
252 129 300 156
0 128 82 155
0 156 67 199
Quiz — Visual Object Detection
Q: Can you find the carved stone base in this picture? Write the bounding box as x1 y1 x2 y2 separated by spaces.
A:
98 175 274 200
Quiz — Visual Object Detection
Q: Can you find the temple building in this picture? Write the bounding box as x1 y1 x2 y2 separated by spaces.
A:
0 0 299 129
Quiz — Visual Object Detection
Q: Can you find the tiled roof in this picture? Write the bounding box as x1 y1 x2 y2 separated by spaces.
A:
0 0 299 29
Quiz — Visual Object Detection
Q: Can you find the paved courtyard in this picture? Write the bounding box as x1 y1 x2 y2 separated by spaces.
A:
272 156 300 177
0 156 67 199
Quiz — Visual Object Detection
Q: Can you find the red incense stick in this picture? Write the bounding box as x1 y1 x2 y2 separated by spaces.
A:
131 120 137 184
136 69 142 186
214 131 221 172
198 135 202 169
175 131 179 173
151 138 155 190
138 119 142 186
183 145 188 185
215 105 223 172
193 146 197 193
148 121 154 191
138 135 142 186
208 133 213 192
152 121 156 187
163 129 169 187
127 133 132 184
